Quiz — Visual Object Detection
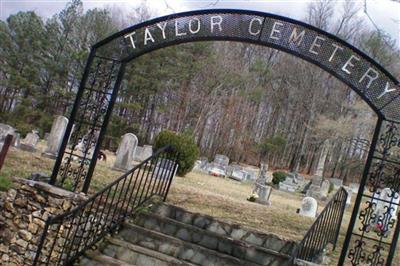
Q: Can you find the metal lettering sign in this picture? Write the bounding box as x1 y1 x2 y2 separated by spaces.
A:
50 10 400 265
96 11 400 122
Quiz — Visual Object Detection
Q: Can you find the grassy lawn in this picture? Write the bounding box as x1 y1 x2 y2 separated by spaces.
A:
1 145 398 265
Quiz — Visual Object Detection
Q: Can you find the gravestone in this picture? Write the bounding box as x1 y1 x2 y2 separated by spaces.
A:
312 176 323 186
330 178 343 189
306 177 331 200
113 133 138 171
279 176 297 193
320 180 331 200
199 157 208 169
143 145 153 159
0 124 16 142
315 140 329 176
19 130 40 152
154 158 177 179
214 154 229 167
349 183 360 194
244 167 258 181
0 124 17 150
252 168 272 205
42 116 69 159
299 197 318 218
12 133 20 148
230 168 246 181
134 146 143 161
192 160 202 171
279 172 306 193
134 145 153 162
372 188 400 234
227 163 244 181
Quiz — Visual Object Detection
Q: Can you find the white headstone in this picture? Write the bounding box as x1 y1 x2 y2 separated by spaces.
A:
19 130 40 152
113 133 138 171
43 116 68 159
373 188 399 231
299 197 318 218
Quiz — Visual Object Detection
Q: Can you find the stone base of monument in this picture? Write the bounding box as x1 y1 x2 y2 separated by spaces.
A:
18 143 36 152
0 177 87 265
41 152 57 159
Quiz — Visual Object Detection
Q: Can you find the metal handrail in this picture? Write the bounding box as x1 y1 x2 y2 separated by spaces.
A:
297 187 348 262
33 145 179 265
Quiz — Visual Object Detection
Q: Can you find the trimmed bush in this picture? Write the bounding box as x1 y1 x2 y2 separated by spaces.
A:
272 171 287 185
153 130 200 177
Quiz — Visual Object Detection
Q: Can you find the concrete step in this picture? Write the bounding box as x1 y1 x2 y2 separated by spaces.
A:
135 212 292 266
80 250 136 266
150 203 298 256
103 237 196 266
119 222 262 266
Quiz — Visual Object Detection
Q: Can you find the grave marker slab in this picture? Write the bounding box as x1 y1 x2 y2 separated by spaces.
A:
19 130 40 152
214 154 229 167
113 133 138 171
299 197 318 218
43 116 69 159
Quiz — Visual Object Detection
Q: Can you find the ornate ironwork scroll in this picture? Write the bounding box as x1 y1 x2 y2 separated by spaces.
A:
49 54 124 192
48 10 400 265
340 119 400 265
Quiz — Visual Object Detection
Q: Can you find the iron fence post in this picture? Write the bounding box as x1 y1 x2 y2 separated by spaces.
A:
333 189 347 251
163 151 179 201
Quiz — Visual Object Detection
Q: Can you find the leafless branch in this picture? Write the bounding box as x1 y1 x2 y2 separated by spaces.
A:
363 0 394 47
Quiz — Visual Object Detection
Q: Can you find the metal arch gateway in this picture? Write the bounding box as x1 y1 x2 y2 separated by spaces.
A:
49 10 400 265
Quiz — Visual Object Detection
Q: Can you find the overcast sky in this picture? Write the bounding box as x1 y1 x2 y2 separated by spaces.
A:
1 0 399 46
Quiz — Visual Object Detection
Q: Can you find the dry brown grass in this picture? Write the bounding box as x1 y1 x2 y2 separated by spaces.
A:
1 147 398 265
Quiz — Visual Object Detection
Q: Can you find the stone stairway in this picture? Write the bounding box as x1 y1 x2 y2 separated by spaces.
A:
80 202 299 266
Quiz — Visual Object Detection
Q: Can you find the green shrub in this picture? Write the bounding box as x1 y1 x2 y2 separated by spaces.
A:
272 171 287 185
153 130 200 177
0 174 12 191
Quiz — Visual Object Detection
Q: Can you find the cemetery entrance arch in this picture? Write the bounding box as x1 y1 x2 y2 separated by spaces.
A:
49 10 400 265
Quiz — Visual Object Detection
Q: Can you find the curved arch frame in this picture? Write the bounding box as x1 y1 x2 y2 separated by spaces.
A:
49 9 400 265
